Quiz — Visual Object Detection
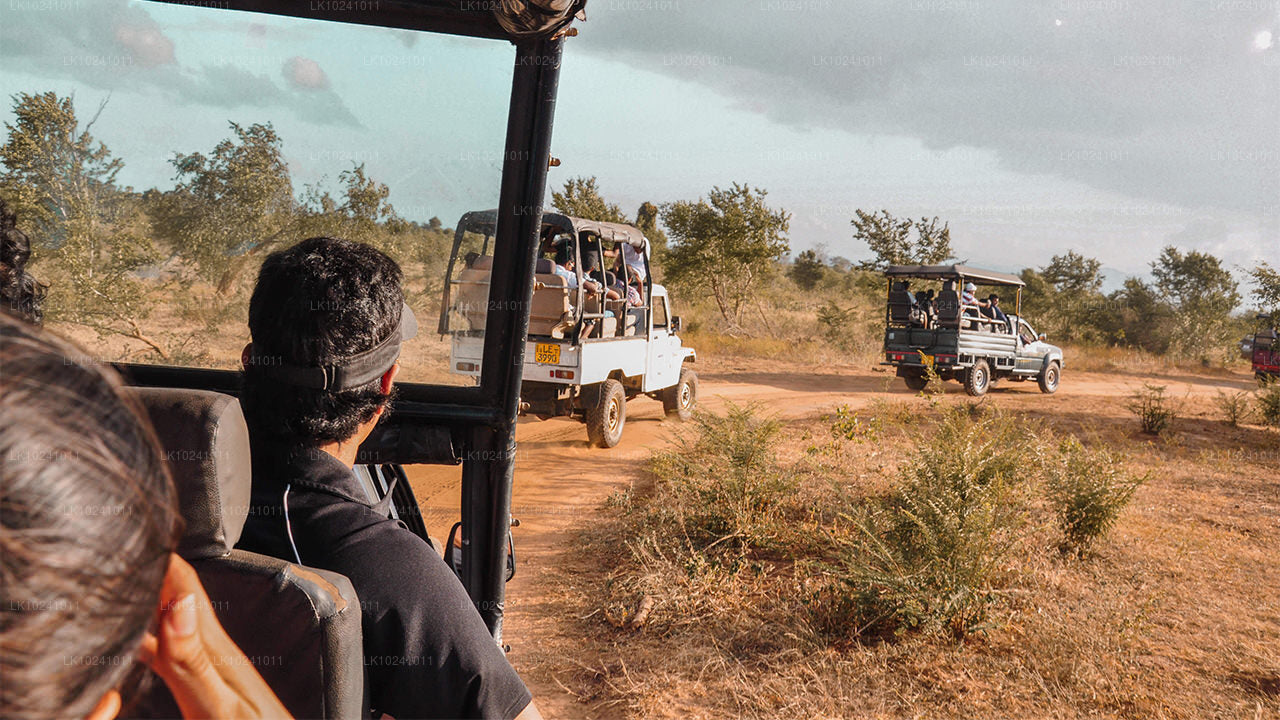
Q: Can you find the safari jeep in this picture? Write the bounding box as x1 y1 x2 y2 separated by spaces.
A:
440 210 698 447
1250 313 1278 381
881 264 1065 397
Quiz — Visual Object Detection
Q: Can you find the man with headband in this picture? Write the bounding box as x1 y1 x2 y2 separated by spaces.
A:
236 237 540 720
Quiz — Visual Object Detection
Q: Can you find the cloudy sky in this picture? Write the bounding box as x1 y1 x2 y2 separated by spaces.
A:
1 0 1277 289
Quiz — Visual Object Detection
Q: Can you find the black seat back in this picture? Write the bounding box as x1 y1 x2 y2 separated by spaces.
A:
888 281 914 325
935 280 961 326
130 388 365 720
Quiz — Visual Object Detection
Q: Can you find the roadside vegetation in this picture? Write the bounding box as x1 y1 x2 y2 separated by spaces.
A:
543 395 1278 719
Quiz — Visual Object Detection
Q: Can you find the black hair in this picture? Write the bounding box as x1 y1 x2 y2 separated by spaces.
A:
241 237 403 445
0 198 46 325
0 314 181 719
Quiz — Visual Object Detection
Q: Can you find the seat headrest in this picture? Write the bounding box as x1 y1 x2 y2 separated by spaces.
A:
534 257 555 274
134 388 251 559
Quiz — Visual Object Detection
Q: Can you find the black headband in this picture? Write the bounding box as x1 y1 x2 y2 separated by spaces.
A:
253 303 418 392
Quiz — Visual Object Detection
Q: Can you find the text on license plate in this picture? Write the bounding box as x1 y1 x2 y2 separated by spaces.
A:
534 343 561 364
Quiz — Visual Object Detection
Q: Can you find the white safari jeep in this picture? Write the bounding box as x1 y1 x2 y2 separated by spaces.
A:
440 210 698 447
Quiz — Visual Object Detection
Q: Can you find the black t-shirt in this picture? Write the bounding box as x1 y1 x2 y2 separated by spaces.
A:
237 440 532 720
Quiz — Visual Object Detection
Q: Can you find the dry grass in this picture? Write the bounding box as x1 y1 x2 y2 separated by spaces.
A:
531 390 1280 720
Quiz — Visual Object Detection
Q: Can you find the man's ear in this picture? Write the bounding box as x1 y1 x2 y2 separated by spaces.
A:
240 342 253 370
381 362 400 395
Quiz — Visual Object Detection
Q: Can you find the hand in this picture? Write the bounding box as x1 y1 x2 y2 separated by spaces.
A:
139 555 293 720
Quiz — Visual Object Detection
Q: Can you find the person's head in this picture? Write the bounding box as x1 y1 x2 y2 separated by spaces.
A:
0 314 182 720
964 282 977 293
463 251 479 268
241 237 407 446
989 294 1000 304
554 243 575 269
926 289 935 299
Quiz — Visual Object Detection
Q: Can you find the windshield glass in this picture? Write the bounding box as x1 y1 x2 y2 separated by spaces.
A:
3 2 513 386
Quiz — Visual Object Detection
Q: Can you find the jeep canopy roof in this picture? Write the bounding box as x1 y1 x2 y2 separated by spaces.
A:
885 264 1026 287
459 209 649 252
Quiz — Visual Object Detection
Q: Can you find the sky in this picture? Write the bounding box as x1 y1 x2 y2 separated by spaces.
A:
1 0 1277 292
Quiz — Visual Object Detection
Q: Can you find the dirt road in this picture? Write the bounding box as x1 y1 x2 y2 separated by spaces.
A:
404 359 1259 718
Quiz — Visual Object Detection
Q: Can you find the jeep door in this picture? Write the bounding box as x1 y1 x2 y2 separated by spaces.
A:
644 295 681 392
1014 319 1048 373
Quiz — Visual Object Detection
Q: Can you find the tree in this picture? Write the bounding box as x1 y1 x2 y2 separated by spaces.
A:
550 176 626 224
1247 261 1280 316
156 122 298 294
662 183 790 326
1022 252 1107 343
1042 251 1103 293
634 200 668 267
789 249 825 290
1150 246 1240 360
851 209 952 270
0 92 168 357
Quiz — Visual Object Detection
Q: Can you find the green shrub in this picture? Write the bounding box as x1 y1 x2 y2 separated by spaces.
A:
816 407 1042 640
1214 389 1254 427
1045 437 1146 554
1257 378 1280 427
828 404 881 443
1127 383 1177 435
648 403 794 550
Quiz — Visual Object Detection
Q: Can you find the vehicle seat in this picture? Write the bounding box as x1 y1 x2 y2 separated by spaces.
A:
454 256 493 332
530 270 570 337
935 281 961 327
129 388 364 720
888 281 913 326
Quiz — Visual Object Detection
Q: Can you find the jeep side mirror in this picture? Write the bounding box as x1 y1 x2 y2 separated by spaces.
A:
671 316 683 332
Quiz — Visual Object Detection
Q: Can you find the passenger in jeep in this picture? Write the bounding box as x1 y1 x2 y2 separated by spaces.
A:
237 237 540 720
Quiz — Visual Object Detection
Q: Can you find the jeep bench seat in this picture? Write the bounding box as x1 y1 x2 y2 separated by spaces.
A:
128 388 365 720
455 255 572 337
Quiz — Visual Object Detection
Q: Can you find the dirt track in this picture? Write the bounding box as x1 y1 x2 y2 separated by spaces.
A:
404 359 1260 718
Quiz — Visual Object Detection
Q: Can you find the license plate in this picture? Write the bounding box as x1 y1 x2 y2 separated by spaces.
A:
534 343 561 364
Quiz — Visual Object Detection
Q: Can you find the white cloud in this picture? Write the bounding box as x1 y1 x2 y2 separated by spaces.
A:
282 56 330 91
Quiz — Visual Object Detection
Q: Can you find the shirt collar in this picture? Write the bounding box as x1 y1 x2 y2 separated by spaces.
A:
252 439 374 507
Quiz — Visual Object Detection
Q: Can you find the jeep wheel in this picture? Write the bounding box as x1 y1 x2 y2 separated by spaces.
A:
586 379 627 448
662 368 698 421
903 373 929 392
964 360 991 397
1038 361 1061 394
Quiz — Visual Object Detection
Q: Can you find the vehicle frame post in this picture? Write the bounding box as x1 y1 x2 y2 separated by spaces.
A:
460 34 566 642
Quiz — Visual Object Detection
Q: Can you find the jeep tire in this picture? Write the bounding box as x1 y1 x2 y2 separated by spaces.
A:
662 367 698 421
586 379 627 448
964 359 991 397
1038 361 1061 394
903 372 929 392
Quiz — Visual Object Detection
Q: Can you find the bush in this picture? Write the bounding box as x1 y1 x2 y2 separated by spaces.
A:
1215 389 1254 427
1045 438 1146 554
828 404 881 443
647 403 794 551
1257 378 1280 427
1127 383 1178 435
816 407 1042 640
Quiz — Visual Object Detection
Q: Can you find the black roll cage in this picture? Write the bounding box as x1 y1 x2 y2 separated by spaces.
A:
116 0 582 644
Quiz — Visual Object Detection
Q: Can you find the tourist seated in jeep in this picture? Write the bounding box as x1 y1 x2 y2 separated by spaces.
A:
237 237 540 720
1 315 289 720
983 293 1009 326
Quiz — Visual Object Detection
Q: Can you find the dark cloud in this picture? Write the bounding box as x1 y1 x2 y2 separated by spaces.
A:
0 0 360 128
576 0 1280 216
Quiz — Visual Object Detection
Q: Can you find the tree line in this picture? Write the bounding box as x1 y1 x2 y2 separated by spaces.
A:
3 91 1273 362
